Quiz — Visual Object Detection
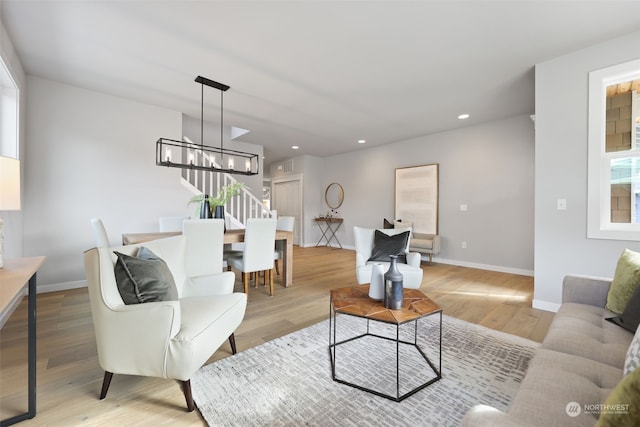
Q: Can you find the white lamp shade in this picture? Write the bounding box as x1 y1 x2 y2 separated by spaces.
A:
0 156 21 211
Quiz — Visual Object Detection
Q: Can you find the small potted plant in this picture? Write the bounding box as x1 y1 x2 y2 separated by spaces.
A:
189 182 245 219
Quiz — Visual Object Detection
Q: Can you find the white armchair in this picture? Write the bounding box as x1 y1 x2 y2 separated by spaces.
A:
353 226 424 289
83 226 246 412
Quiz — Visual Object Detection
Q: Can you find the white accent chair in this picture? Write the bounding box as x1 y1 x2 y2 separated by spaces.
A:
83 222 246 412
90 218 110 247
353 226 424 289
274 216 295 276
394 220 440 265
227 218 278 296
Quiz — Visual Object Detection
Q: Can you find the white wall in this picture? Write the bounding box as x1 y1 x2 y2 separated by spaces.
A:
24 77 192 290
534 30 640 311
311 114 535 274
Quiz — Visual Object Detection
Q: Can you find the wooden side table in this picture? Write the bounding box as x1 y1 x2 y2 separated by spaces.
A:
314 217 344 248
0 256 45 426
328 285 442 401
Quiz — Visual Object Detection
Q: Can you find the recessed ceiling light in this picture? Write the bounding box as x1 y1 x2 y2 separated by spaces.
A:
291 145 299 150
358 139 366 144
458 114 470 120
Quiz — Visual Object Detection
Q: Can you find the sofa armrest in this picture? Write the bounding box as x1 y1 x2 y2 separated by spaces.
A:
562 274 612 307
431 235 440 254
406 251 422 267
183 271 236 297
461 405 532 427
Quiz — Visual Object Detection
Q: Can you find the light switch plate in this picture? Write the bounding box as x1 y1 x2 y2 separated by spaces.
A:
557 199 567 210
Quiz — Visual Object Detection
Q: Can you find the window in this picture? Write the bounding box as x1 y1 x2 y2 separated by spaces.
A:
588 59 640 240
0 55 19 158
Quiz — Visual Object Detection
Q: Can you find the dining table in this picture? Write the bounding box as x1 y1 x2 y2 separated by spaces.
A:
121 229 294 287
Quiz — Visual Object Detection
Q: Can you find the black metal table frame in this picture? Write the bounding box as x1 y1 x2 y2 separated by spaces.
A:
328 302 442 402
1 272 37 427
315 220 343 248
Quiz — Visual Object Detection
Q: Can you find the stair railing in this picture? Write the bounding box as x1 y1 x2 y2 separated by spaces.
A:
181 137 273 227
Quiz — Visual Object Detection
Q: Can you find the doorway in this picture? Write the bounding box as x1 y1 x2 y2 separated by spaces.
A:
272 175 303 245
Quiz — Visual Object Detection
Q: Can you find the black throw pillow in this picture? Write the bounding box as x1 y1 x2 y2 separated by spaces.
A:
114 247 178 305
607 281 640 333
383 218 394 229
368 230 409 264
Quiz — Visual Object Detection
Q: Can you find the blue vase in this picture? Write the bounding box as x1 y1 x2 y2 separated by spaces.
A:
213 205 226 232
200 195 212 219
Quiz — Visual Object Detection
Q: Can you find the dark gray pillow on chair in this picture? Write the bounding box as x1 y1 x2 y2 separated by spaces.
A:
368 230 409 264
607 281 640 333
114 247 178 305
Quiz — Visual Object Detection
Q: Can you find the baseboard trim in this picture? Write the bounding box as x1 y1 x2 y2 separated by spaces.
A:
532 299 561 313
319 245 534 277
430 257 534 277
37 279 87 294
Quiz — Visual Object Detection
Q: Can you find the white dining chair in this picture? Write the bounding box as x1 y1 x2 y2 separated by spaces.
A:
274 216 295 276
90 218 110 247
227 218 278 296
182 219 226 280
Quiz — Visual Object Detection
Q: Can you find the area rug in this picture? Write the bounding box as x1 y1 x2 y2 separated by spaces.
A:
192 314 538 427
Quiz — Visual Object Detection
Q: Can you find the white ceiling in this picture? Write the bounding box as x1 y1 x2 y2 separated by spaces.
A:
3 1 640 167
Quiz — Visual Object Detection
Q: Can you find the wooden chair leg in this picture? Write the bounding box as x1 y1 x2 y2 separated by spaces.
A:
275 259 280 275
228 333 237 355
182 380 195 412
269 269 274 297
99 371 113 400
242 272 249 294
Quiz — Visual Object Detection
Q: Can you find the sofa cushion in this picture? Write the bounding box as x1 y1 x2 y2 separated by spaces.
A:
114 247 178 305
596 367 640 427
624 326 640 375
509 348 623 427
606 248 640 315
607 282 640 333
368 230 409 263
541 303 633 369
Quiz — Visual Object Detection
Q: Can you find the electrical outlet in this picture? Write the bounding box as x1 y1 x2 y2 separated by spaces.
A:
461 241 467 249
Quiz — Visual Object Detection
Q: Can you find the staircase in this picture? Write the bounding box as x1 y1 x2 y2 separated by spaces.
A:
181 137 273 228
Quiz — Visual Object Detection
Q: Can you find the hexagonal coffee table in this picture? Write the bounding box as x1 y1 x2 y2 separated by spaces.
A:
329 285 442 401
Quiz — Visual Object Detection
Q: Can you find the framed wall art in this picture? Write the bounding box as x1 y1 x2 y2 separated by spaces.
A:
395 164 439 234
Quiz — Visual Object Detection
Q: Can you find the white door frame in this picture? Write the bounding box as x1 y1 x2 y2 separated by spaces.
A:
271 174 303 245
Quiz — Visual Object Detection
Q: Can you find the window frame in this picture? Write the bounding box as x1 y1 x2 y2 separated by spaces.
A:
0 55 19 159
587 58 640 240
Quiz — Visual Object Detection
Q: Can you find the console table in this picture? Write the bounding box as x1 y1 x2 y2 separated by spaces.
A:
0 256 45 426
314 218 343 248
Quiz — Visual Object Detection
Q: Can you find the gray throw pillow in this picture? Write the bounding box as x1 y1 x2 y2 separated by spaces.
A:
368 230 409 264
114 247 178 305
607 281 640 333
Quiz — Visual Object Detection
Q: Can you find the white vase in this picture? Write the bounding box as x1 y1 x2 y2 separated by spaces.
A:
369 263 385 300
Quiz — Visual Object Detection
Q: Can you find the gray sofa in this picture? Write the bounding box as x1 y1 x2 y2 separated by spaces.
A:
462 274 634 427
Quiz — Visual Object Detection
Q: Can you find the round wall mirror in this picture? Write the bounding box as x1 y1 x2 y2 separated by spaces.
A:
325 183 344 209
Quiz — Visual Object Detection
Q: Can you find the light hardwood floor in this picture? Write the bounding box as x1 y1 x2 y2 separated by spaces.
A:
0 246 554 426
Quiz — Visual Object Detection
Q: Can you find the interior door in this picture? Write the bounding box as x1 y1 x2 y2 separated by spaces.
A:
272 178 302 245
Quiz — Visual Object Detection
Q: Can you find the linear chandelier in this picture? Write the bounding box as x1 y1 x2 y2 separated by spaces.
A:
156 76 259 175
